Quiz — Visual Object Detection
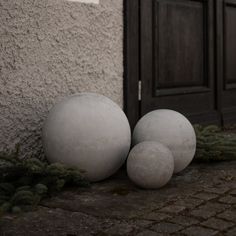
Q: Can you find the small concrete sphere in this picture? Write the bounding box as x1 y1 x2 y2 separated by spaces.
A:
42 93 131 182
127 141 174 189
133 109 196 173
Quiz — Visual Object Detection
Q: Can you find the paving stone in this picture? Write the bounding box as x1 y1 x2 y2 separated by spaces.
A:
159 205 186 214
132 219 154 228
202 202 228 212
140 212 170 222
136 230 160 236
0 207 112 236
217 209 236 222
181 226 218 236
229 189 236 196
174 197 204 209
103 223 135 235
190 202 229 219
193 192 218 201
151 222 183 234
201 217 234 231
225 227 236 236
168 215 199 226
205 186 230 195
190 209 216 219
218 196 236 204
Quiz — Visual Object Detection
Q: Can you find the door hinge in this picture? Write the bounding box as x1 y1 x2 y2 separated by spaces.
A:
138 80 142 101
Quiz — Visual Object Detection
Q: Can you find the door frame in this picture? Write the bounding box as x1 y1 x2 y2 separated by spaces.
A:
216 0 236 124
124 0 140 129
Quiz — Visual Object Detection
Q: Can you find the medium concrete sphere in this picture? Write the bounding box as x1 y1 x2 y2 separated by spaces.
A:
42 93 131 182
133 109 196 173
127 141 174 189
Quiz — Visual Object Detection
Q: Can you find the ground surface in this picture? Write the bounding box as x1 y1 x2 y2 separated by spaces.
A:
0 161 236 236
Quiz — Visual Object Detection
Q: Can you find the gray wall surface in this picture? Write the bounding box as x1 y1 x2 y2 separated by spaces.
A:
0 0 124 158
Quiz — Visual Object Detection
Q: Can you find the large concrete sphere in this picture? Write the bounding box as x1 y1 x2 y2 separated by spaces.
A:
127 141 174 189
133 109 196 173
42 93 131 182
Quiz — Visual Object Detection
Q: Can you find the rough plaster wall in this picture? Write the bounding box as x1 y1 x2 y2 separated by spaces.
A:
0 0 124 158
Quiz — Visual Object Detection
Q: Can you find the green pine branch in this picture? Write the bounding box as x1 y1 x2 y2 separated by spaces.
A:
0 148 89 216
194 125 236 162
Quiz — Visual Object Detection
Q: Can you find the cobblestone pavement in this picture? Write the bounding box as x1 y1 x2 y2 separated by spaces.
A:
0 161 236 236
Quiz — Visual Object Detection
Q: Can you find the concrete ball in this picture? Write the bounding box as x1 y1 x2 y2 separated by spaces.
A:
133 109 196 173
127 141 174 189
42 93 131 182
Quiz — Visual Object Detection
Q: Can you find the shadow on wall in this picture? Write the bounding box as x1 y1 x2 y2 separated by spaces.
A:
0 0 123 159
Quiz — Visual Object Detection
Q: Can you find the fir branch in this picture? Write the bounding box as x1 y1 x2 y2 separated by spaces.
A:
0 151 89 215
194 125 236 162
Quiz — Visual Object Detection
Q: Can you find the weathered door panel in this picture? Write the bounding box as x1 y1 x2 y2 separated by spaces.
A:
126 0 236 127
217 0 236 125
140 0 220 124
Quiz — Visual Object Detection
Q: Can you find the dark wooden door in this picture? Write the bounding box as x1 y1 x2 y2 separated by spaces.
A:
125 0 236 128
140 0 219 124
217 0 236 124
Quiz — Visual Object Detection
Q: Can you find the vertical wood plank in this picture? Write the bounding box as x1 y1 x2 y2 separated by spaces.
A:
216 0 224 125
124 0 140 129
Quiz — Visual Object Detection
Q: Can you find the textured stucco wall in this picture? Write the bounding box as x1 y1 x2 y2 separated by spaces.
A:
0 0 124 158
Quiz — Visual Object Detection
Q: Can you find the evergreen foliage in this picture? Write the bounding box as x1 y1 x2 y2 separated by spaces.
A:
0 147 89 216
194 125 236 161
